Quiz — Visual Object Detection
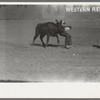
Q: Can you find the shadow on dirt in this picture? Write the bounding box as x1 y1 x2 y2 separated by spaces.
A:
0 80 29 83
30 43 64 48
0 80 42 83
93 45 100 49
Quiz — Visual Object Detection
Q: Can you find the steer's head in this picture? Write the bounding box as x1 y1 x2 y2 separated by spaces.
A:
55 19 72 32
55 19 66 26
55 19 61 24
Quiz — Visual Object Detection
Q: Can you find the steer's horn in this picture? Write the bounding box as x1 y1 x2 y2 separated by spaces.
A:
59 18 63 24
55 19 59 23
55 19 58 22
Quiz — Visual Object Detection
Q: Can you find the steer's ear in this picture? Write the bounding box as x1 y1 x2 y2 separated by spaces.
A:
58 18 62 23
60 20 62 24
55 19 59 23
55 19 58 22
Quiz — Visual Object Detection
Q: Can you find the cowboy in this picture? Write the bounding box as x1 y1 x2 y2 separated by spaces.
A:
61 20 72 49
55 19 72 49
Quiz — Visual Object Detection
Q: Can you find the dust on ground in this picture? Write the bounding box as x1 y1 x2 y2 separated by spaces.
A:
0 40 100 82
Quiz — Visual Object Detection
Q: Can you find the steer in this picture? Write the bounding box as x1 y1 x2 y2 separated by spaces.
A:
32 19 72 48
32 20 64 48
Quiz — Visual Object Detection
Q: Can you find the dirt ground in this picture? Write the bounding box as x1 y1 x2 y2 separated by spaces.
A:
0 33 100 82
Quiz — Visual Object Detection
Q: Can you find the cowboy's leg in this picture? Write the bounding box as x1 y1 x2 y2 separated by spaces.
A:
67 34 72 45
65 33 73 49
65 34 70 48
65 34 68 45
59 32 71 48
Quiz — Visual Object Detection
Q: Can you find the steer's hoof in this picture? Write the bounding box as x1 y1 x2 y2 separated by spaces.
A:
57 41 60 44
46 44 48 47
43 45 46 48
65 45 70 49
30 43 34 46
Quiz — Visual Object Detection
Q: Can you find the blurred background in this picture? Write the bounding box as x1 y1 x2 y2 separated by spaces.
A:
0 5 100 47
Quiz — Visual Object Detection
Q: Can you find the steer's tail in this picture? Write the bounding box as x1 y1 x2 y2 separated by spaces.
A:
31 25 40 46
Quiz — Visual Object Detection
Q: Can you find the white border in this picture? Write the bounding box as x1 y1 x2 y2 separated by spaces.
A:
0 2 100 5
0 2 100 98
0 83 100 98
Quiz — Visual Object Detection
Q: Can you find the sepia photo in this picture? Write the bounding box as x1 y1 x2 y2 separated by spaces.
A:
0 3 100 83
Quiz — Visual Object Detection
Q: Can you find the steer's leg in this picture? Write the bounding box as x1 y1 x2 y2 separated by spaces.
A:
56 34 60 44
31 33 39 45
31 27 40 46
40 34 46 48
46 33 50 47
